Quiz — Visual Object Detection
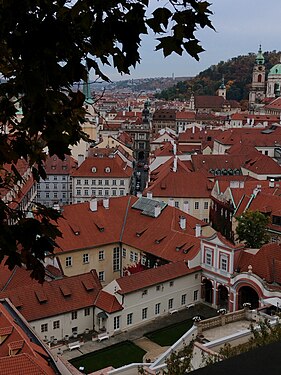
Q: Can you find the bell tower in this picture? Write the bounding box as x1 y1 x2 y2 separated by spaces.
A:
249 45 266 109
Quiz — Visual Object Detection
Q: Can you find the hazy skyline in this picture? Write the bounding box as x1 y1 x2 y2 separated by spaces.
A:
99 0 281 81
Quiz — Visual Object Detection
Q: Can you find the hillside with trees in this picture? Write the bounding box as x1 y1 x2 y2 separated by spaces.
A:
155 51 281 102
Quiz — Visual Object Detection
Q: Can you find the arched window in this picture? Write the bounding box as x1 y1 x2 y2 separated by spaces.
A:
257 74 262 83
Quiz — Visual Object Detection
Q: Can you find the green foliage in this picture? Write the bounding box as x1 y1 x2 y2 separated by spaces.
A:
156 50 281 101
0 1 214 281
165 340 194 374
236 210 270 248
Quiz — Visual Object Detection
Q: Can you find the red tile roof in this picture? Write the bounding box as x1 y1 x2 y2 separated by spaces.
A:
0 300 57 375
95 291 123 313
44 154 77 175
54 196 204 263
144 158 213 198
116 262 200 294
237 243 281 284
0 271 101 321
71 154 132 178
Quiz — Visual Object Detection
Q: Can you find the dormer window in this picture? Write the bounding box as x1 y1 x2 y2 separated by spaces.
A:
92 167 97 173
105 167 111 173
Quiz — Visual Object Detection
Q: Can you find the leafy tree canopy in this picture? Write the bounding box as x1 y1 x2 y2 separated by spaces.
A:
0 0 214 281
236 210 270 248
156 50 281 101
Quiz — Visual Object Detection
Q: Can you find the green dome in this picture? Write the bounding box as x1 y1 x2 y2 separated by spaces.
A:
269 63 281 75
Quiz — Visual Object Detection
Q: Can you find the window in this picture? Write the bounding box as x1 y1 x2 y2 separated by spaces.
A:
141 255 146 265
54 175 58 180
142 289 148 296
99 250 104 261
41 323 48 333
155 303 160 315
220 256 228 271
62 184 66 189
66 256 72 267
181 294 186 305
84 308 90 316
54 183 57 189
175 201 179 208
168 298 174 310
92 180 96 185
46 184 49 189
194 290 198 301
195 201 199 210
62 176 66 181
105 180 109 185
99 271 105 282
195 273 199 279
113 247 120 272
122 248 126 258
127 313 133 325
134 252 138 262
71 311 77 320
91 189 96 196
84 179 89 185
83 253 89 264
98 189 102 196
156 285 161 291
169 281 174 287
46 192 49 198
120 189 124 196
62 193 66 198
112 179 117 186
77 189 81 196
204 201 209 210
114 316 120 330
54 192 57 198
53 321 60 329
120 180 125 186
37 192 41 198
77 179 81 185
112 189 117 196
84 189 89 196
105 189 109 196
142 308 148 320
98 179 102 185
205 251 212 266
130 251 134 262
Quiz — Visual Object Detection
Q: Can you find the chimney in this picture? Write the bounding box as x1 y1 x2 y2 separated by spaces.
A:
195 224 202 237
90 197 97 212
103 197 109 209
147 191 153 199
154 204 161 217
239 181 244 189
179 216 186 230
168 198 175 207
183 201 189 213
77 154 85 167
192 126 195 134
173 156 178 173
269 179 275 188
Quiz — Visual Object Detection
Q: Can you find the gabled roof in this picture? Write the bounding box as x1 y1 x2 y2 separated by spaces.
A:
95 291 123 313
71 154 132 178
44 154 77 175
116 262 200 294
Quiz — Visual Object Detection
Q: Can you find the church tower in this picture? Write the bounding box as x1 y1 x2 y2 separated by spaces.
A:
249 45 266 108
217 76 226 99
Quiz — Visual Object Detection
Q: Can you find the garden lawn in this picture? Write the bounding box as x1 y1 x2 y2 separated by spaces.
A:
70 341 146 373
145 319 194 346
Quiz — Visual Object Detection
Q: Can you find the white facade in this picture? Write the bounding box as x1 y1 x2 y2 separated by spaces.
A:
31 307 94 342
97 271 201 337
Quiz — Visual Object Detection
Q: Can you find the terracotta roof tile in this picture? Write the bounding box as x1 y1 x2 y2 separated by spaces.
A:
95 291 123 313
116 262 200 294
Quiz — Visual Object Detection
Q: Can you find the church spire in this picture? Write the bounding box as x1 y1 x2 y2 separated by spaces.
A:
256 44 265 65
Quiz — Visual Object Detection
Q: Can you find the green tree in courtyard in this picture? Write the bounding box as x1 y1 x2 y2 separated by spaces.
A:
236 210 270 248
0 1 214 281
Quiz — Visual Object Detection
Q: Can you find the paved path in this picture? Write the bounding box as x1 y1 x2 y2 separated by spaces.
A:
134 337 168 362
57 304 217 361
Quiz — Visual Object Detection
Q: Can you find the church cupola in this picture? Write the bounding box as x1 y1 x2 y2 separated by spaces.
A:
256 44 265 65
217 76 226 99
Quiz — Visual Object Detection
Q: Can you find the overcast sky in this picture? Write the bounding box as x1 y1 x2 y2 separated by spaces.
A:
99 0 281 81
